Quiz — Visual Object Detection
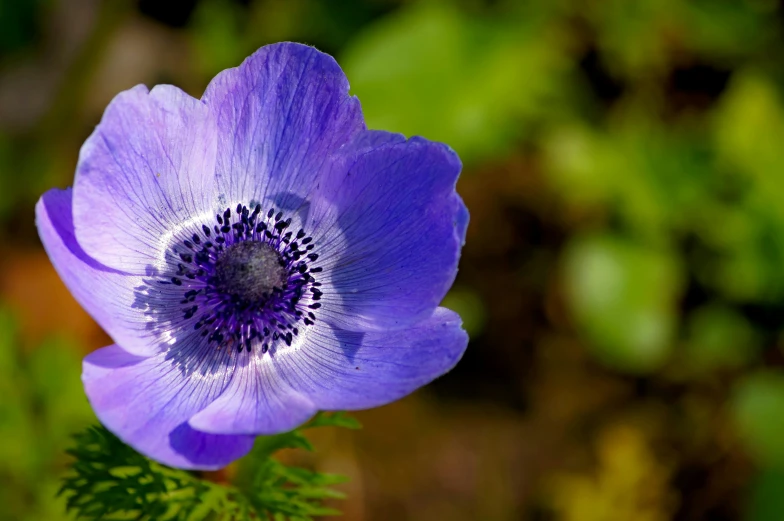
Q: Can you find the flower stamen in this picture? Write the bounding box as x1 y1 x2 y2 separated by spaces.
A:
156 204 322 354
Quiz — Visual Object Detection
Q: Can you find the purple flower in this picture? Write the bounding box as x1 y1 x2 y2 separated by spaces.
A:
36 42 468 470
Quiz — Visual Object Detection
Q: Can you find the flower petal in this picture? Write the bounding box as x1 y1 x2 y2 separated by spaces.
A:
188 358 316 436
36 188 160 356
83 344 254 470
292 307 468 410
202 42 364 209
310 134 467 331
73 84 218 274
189 308 466 436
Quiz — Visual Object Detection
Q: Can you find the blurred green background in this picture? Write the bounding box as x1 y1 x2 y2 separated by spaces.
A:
3 0 784 519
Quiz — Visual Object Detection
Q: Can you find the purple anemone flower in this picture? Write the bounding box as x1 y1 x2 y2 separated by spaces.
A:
36 42 468 470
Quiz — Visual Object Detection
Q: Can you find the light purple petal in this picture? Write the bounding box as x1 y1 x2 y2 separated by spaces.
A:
73 84 218 274
36 188 159 356
202 42 364 209
188 308 466 436
308 135 467 331
83 344 254 470
292 307 467 410
188 359 316 436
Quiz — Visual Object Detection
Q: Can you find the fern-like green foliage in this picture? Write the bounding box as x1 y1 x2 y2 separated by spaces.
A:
60 412 361 521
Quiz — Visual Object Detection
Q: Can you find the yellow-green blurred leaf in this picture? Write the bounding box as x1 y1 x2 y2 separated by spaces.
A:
733 371 784 468
341 1 569 163
563 234 683 373
684 304 759 371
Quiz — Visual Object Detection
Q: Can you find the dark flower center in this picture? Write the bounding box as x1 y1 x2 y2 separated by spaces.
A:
214 241 287 301
145 203 324 355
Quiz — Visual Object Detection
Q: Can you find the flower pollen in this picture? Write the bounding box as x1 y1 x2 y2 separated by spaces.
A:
159 203 323 354
214 241 287 301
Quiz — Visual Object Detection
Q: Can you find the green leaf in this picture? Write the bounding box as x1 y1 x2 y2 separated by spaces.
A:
60 414 358 521
305 411 362 431
60 426 215 520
